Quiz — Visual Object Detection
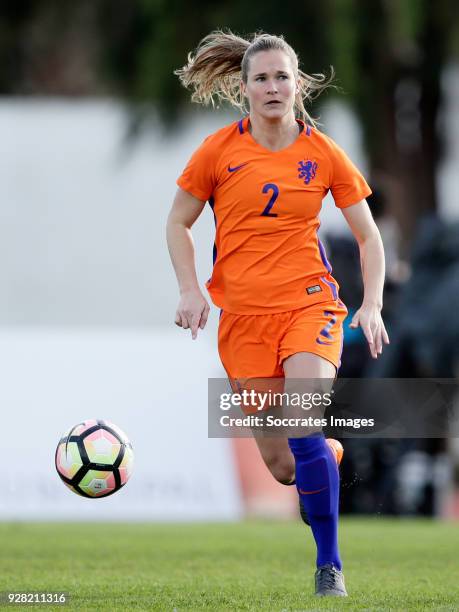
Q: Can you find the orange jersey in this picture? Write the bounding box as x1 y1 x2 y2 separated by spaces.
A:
177 117 371 314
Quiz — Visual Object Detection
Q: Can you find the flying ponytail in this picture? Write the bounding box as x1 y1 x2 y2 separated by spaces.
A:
175 29 334 126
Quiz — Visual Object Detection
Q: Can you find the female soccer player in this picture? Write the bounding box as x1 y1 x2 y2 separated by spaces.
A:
167 30 389 598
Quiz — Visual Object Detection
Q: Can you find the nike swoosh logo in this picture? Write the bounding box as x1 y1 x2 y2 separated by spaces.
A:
228 162 248 173
298 486 328 495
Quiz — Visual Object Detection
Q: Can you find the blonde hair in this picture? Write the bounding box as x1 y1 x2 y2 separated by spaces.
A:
175 30 334 127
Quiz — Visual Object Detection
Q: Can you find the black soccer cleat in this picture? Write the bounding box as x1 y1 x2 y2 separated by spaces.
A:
314 564 348 597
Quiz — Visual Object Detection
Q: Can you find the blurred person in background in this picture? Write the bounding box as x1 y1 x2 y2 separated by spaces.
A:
369 215 459 517
323 182 410 516
167 30 389 598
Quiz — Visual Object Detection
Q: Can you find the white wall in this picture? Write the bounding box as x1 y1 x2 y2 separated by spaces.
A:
0 100 218 325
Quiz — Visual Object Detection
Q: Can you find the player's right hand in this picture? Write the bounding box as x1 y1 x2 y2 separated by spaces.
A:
175 290 210 340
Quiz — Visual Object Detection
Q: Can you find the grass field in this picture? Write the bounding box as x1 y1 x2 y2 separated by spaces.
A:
0 519 458 611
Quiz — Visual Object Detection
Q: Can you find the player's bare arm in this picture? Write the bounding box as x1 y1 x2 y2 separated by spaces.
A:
166 187 210 339
341 200 390 359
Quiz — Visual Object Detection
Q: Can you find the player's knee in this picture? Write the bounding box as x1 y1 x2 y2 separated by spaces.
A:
266 457 295 485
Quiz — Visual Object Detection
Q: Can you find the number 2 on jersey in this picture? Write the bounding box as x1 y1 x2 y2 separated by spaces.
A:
261 183 279 217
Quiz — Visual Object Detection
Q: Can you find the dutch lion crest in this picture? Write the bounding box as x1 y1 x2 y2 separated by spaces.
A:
298 159 318 185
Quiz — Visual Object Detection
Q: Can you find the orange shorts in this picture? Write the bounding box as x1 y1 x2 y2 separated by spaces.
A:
218 300 348 380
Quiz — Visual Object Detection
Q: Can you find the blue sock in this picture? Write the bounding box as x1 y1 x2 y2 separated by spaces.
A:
288 434 341 570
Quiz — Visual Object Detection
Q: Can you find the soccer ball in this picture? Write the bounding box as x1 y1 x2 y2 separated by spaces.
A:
55 419 134 498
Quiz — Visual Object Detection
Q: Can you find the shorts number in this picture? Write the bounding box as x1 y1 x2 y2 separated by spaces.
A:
261 183 279 217
316 311 337 345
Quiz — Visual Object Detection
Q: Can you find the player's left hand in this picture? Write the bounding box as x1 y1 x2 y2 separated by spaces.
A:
349 303 390 359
